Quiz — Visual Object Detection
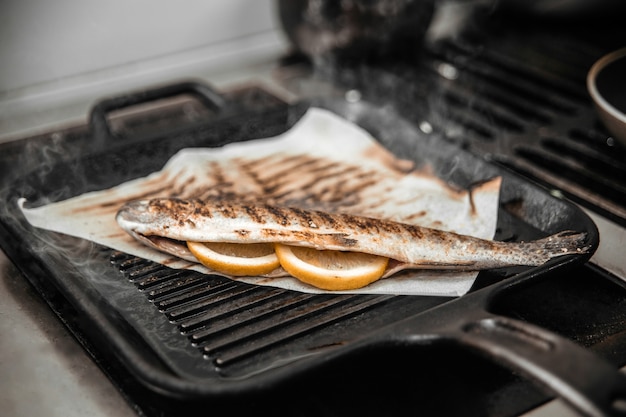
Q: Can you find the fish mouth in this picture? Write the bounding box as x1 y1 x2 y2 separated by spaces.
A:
116 200 151 228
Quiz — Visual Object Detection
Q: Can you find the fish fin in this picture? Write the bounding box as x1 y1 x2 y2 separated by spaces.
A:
528 231 591 260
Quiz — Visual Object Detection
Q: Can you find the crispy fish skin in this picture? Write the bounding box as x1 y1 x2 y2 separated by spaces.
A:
116 198 590 271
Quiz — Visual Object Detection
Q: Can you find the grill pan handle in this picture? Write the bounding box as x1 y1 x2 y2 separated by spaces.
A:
395 312 626 417
89 81 226 143
454 316 626 417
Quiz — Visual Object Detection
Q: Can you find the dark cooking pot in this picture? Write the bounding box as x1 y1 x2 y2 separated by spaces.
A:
493 0 626 19
276 0 625 65
276 0 435 64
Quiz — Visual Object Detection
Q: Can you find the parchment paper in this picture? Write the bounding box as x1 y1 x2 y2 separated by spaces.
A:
20 108 501 296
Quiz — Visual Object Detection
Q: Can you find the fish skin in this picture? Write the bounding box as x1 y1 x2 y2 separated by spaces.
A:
116 198 591 271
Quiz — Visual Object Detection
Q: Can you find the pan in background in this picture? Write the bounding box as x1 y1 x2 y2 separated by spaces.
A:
587 47 626 147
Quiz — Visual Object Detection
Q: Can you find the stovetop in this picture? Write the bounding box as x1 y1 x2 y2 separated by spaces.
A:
2 4 626 417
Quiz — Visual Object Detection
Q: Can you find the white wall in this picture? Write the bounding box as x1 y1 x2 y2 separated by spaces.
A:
0 0 285 92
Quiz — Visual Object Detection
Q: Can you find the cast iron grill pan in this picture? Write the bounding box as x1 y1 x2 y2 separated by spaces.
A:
1 82 624 416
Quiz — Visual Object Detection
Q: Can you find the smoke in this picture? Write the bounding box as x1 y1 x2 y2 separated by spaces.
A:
0 129 137 296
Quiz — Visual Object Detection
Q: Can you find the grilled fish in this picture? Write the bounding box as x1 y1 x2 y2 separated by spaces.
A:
116 198 591 277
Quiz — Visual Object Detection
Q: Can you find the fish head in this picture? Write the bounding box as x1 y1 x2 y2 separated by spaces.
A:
116 198 197 237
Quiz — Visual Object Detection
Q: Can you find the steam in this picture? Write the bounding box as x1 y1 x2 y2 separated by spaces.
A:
1 132 136 296
278 0 506 177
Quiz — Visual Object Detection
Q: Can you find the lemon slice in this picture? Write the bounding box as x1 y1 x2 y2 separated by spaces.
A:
187 241 280 276
274 244 389 291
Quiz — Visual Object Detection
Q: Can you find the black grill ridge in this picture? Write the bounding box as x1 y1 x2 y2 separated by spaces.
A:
111 252 394 370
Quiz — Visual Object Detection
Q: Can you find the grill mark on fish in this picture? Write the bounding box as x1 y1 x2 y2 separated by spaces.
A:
242 204 267 224
194 204 211 218
288 205 319 229
216 201 239 219
265 205 291 226
314 210 340 229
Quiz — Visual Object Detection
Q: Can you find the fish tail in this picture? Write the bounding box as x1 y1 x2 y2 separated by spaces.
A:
526 231 591 263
